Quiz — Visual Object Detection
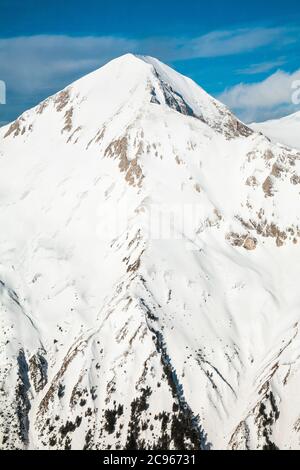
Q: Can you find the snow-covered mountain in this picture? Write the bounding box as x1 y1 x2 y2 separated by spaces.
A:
1 54 300 450
252 111 300 151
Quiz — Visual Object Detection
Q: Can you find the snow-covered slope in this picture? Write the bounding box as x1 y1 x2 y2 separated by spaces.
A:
252 111 300 150
1 54 300 450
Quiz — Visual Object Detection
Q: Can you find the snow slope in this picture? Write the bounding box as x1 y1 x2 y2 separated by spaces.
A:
252 111 300 150
0 54 300 450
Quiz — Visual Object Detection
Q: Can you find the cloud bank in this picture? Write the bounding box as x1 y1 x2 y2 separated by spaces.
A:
0 26 298 123
219 69 300 123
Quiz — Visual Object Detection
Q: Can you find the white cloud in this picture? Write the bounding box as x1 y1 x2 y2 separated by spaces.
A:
0 35 138 123
219 69 300 122
185 27 289 58
0 35 138 93
236 59 286 75
0 27 293 93
0 27 298 123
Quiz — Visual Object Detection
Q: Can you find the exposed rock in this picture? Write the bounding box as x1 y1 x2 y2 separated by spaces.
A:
105 136 144 187
4 118 25 138
262 176 274 197
55 89 71 112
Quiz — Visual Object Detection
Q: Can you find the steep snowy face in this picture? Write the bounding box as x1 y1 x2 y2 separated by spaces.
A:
252 111 300 150
0 54 300 451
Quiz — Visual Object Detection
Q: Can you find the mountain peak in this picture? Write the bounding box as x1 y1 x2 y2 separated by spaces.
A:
1 48 300 451
1 53 252 145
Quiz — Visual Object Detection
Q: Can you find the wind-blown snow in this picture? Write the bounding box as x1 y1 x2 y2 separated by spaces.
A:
0 54 300 450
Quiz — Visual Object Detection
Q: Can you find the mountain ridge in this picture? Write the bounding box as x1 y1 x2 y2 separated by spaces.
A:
252 110 300 150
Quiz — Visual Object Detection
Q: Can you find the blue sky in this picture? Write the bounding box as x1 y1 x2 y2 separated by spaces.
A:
0 0 300 124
